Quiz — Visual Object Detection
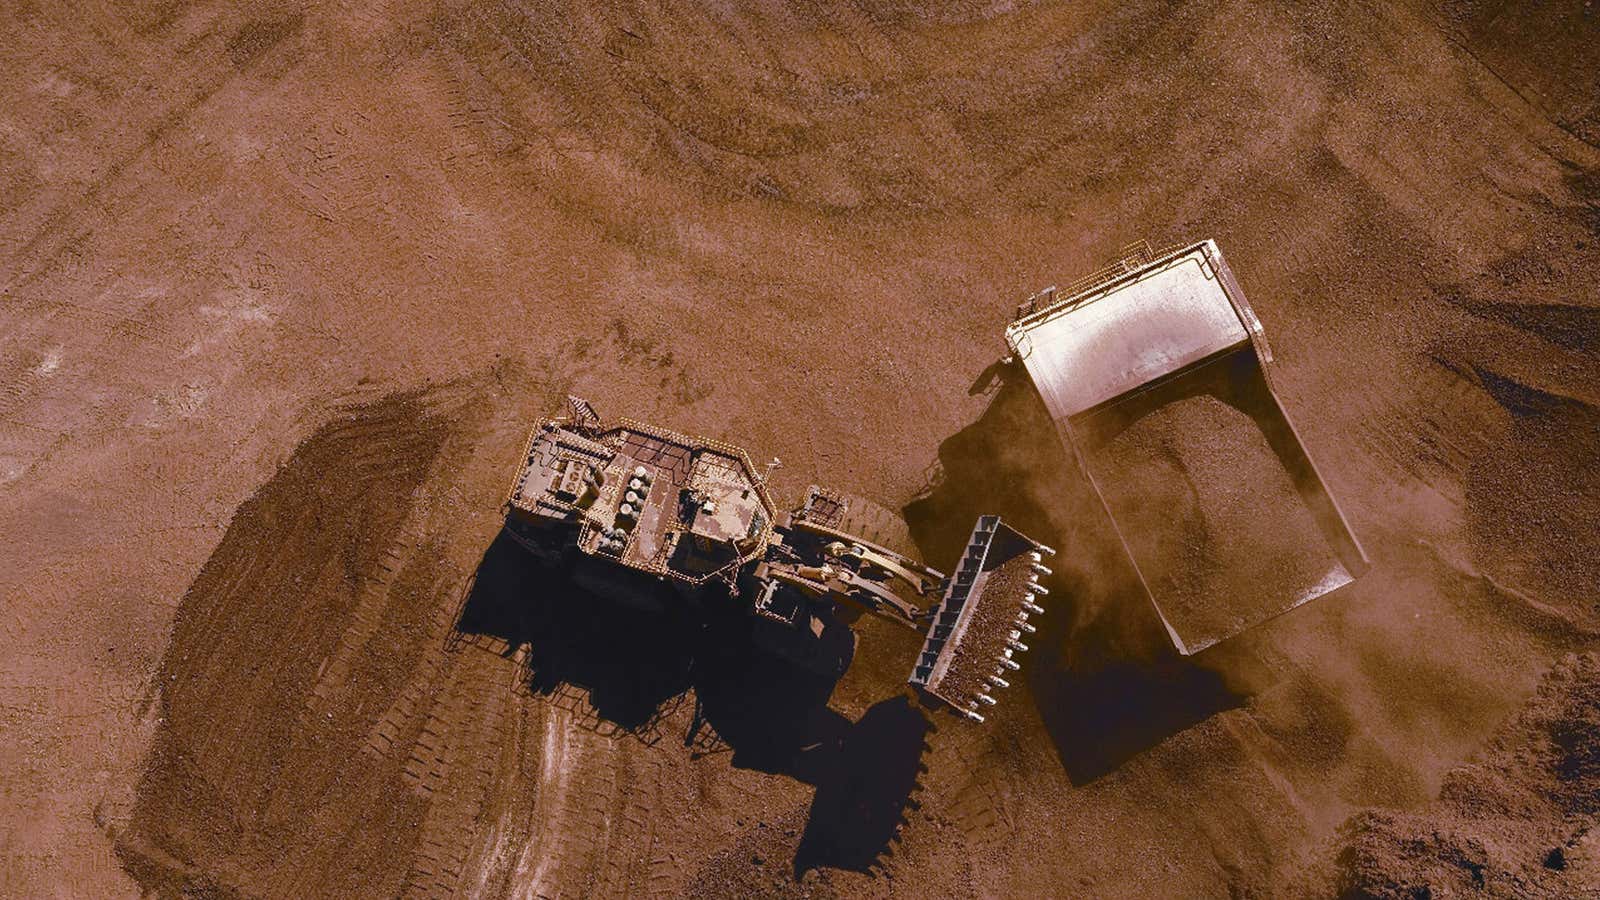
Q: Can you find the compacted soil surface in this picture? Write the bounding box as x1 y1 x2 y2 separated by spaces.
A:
3 1 1598 897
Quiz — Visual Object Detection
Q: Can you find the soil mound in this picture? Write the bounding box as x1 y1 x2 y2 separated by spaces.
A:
1334 652 1600 898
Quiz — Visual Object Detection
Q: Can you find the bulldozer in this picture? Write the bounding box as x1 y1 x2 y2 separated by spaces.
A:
502 395 1051 723
500 239 1365 724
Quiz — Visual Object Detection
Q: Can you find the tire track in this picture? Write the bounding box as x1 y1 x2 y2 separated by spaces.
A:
400 649 512 899
114 380 504 897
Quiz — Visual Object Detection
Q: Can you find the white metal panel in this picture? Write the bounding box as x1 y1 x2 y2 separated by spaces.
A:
1008 244 1249 419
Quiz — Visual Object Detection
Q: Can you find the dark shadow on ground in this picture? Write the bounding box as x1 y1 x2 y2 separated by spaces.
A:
687 625 934 876
904 368 1246 785
454 529 695 732
792 695 932 876
1029 610 1242 784
686 617 852 771
455 529 932 874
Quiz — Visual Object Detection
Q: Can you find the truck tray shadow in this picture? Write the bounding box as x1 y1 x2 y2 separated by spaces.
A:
904 373 1244 785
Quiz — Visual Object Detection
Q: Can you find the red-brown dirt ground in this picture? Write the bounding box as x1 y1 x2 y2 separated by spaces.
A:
3 1 1598 897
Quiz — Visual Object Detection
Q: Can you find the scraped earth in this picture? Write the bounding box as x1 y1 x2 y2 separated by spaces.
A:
3 1 1599 897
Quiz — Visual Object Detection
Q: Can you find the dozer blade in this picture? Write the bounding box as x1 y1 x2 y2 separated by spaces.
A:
909 517 1054 722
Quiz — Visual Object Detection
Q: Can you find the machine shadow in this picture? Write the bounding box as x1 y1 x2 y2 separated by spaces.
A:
904 370 1245 786
793 695 932 876
688 636 935 876
453 529 695 733
456 530 932 874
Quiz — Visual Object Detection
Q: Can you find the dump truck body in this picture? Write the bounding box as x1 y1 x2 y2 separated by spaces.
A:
1005 240 1367 654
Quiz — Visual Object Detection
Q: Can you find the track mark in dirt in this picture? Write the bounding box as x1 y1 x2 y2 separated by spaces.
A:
114 367 711 898
516 726 685 898
399 649 514 899
941 737 1011 840
226 14 305 69
113 379 509 897
2 7 307 300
